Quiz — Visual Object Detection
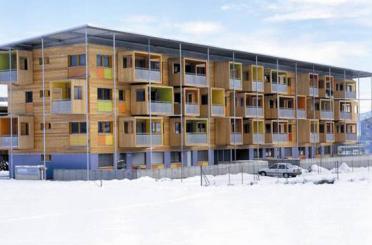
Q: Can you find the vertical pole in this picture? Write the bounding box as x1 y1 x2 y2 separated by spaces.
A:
179 43 184 181
232 52 236 162
148 39 152 169
255 56 259 161
357 75 360 145
113 34 118 168
8 49 13 178
207 48 211 167
295 63 298 159
85 29 90 180
41 39 46 180
276 59 280 159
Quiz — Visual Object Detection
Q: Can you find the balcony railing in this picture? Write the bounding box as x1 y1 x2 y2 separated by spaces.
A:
346 133 357 141
230 133 242 144
272 83 288 93
309 87 319 97
211 105 224 116
0 136 18 148
320 110 334 120
185 103 200 115
272 133 288 143
185 73 207 86
310 133 319 143
326 133 334 142
136 134 162 146
340 111 352 120
51 100 72 114
253 133 264 144
135 68 161 82
0 70 17 82
345 91 356 99
186 133 207 144
297 109 306 119
150 101 173 114
278 108 295 118
229 79 242 90
251 81 264 91
245 106 263 117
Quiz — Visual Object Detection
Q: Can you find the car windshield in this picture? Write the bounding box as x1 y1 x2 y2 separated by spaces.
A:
269 164 277 169
278 165 285 169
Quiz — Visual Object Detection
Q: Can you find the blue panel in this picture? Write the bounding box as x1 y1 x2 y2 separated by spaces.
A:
164 151 171 168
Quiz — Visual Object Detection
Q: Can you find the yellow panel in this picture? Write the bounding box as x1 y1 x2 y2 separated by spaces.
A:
97 101 113 112
104 68 112 79
105 135 113 145
69 134 86 146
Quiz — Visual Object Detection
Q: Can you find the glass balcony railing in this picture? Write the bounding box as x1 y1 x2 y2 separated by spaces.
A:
0 136 18 148
309 87 319 97
272 133 288 143
346 133 357 141
185 103 199 115
251 81 264 91
297 109 306 119
278 108 295 118
150 101 173 114
0 70 17 82
52 100 72 114
211 105 224 116
252 133 264 144
320 110 334 120
230 133 242 144
246 106 263 117
345 91 356 99
272 83 288 93
136 134 162 146
326 133 334 142
186 133 207 144
310 133 319 143
185 73 207 86
229 79 242 90
135 68 161 82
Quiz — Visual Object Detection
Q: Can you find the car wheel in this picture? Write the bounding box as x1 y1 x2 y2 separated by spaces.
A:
259 172 266 176
283 173 289 178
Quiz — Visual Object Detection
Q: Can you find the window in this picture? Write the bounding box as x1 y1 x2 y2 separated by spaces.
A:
96 55 112 68
174 93 181 103
123 56 132 68
38 57 50 65
151 122 161 134
201 95 208 105
97 88 112 100
19 57 28 70
269 99 274 108
118 90 125 101
98 121 112 133
25 91 33 103
40 123 51 130
68 54 86 67
98 154 114 168
136 89 145 102
21 123 29 136
39 90 50 98
70 122 86 134
244 122 250 133
41 154 52 161
175 122 181 134
173 63 180 73
319 124 325 133
171 152 181 163
124 121 133 134
265 123 271 133
74 86 82 100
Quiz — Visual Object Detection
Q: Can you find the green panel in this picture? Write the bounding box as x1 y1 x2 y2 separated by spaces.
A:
0 53 16 70
159 88 172 102
104 68 113 79
97 101 113 112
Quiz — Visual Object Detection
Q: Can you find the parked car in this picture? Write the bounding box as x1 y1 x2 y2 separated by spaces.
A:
258 163 302 178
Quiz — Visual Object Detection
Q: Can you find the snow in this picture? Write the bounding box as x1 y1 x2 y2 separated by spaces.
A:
1 166 372 245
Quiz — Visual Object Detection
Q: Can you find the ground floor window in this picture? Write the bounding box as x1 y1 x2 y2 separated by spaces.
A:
98 154 113 169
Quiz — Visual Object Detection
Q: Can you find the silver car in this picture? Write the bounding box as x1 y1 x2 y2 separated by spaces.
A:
258 163 302 178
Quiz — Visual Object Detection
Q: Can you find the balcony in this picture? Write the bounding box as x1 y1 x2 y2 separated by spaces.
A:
326 133 334 142
345 91 356 99
245 106 264 118
310 133 319 143
186 133 207 145
297 109 306 119
150 101 173 114
278 108 295 119
346 133 357 141
185 73 207 87
340 111 352 120
0 50 32 84
136 134 162 146
251 81 264 92
272 83 288 93
309 87 319 97
212 105 225 116
50 80 86 114
320 110 334 120
252 133 264 144
0 116 34 150
0 70 17 83
135 68 161 82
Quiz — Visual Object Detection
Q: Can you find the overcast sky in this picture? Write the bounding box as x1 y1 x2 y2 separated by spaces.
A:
1 0 371 111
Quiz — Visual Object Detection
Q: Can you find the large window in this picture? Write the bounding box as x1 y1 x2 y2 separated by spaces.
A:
98 121 112 134
97 88 112 100
68 54 86 67
96 55 112 68
70 122 87 134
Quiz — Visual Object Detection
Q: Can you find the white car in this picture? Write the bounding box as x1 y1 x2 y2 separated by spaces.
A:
258 163 302 178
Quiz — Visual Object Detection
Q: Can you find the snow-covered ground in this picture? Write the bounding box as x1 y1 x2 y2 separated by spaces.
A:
1 165 372 245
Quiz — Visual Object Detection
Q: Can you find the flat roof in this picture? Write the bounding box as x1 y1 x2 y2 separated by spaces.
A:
0 24 371 79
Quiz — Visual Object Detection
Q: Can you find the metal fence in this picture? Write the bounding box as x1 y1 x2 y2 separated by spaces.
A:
53 169 133 181
300 155 372 170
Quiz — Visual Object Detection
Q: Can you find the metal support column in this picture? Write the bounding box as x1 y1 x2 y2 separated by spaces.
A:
41 39 46 180
84 29 90 180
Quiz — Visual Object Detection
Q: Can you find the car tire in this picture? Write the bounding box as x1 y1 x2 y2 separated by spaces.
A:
283 173 289 178
259 172 266 176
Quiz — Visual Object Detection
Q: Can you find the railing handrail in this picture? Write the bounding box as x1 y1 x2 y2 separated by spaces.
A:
134 67 160 71
185 72 206 77
136 133 162 136
0 69 17 72
186 132 207 135
150 100 172 104
53 98 72 102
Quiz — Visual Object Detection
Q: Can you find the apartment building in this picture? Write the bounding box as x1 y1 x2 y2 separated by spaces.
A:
0 25 370 179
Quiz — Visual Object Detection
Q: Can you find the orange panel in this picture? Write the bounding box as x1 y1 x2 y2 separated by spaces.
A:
97 135 106 145
96 67 104 79
118 102 126 113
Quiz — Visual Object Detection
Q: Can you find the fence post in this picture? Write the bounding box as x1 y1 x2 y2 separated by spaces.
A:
200 165 203 186
336 161 339 181
228 165 231 186
241 163 244 185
